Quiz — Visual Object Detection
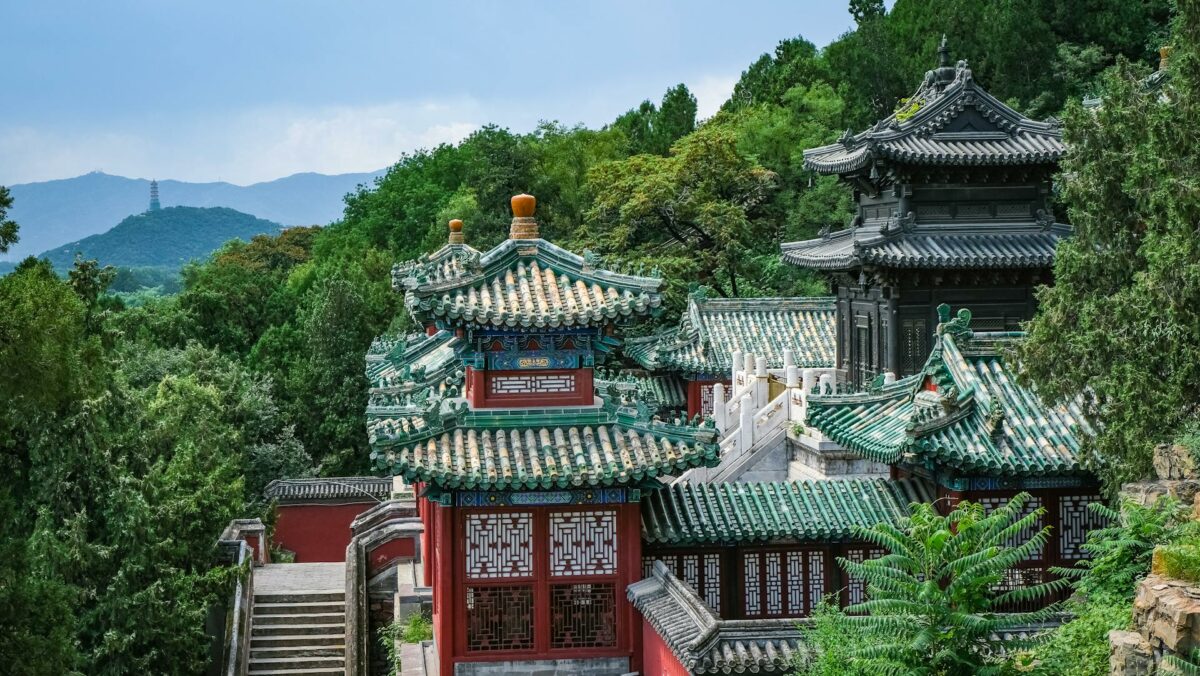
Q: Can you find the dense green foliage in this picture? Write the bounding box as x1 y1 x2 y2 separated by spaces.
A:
1029 498 1200 676
0 0 1179 671
1019 4 1200 489
38 205 283 272
0 185 17 253
798 495 1065 675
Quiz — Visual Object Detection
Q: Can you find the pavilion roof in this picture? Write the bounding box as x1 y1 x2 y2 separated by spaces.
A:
805 306 1093 477
395 237 663 330
803 39 1065 176
370 402 719 491
780 226 1070 271
594 370 689 413
626 295 836 377
365 330 464 413
641 478 934 546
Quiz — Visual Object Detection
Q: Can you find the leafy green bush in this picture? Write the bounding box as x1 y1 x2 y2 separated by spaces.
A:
379 612 433 675
795 600 878 676
1164 648 1200 675
808 493 1065 675
1157 543 1200 584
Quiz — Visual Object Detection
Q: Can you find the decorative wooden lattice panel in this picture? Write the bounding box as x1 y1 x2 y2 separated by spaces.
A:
465 585 534 652
744 552 762 616
549 583 617 649
465 513 534 579
1059 494 1106 560
845 546 884 606
743 549 826 618
978 495 1044 561
549 511 617 577
642 553 723 614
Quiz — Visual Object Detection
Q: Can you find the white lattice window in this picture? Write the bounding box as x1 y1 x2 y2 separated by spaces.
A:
845 546 884 605
1059 494 1106 560
465 512 534 579
703 553 722 613
744 553 761 616
765 552 783 615
807 550 825 612
978 495 1044 560
549 511 617 576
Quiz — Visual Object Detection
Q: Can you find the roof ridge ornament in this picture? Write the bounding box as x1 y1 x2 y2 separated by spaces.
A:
509 193 539 239
936 303 974 341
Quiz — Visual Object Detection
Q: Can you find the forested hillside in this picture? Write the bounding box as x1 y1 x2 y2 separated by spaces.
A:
38 206 283 271
0 1 1181 673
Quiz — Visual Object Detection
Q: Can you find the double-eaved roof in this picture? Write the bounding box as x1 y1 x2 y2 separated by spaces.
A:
805 305 1092 477
783 39 1070 273
395 237 663 330
642 478 934 546
370 403 720 491
627 295 836 378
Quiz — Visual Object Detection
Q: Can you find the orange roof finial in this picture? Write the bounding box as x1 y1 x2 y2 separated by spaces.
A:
509 194 539 239
448 218 465 244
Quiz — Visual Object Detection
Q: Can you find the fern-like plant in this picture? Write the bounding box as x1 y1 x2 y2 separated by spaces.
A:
1165 648 1200 675
837 493 1068 676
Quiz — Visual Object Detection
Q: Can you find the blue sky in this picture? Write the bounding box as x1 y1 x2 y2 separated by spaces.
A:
1 1 857 185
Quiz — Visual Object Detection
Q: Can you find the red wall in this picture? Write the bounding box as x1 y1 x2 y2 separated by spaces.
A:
273 502 375 562
641 620 690 676
368 537 416 575
465 366 594 408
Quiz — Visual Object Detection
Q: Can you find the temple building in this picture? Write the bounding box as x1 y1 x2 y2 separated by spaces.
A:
781 37 1069 387
341 42 1112 676
368 195 723 676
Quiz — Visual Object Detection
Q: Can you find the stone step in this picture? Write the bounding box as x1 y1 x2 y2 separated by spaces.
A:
254 601 346 615
252 623 345 638
254 612 344 626
246 669 344 676
250 634 344 649
251 645 345 660
248 655 345 672
254 591 344 605
247 667 344 676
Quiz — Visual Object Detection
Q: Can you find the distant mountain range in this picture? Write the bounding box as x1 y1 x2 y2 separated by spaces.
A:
36 206 284 272
3 169 386 262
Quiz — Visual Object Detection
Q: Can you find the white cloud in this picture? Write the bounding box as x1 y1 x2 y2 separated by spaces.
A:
690 74 739 120
0 98 485 185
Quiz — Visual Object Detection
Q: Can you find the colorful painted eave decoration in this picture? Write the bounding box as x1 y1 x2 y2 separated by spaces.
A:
394 238 663 329
805 306 1092 477
626 294 836 375
369 401 720 490
641 478 935 545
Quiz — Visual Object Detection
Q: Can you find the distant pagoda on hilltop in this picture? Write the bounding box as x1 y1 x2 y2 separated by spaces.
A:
148 180 161 212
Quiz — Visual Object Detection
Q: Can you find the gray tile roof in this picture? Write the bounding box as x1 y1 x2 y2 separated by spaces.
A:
781 225 1071 271
803 59 1064 174
628 561 806 674
264 477 391 502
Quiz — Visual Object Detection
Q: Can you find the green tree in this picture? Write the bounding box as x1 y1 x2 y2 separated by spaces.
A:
1018 5 1200 488
586 123 777 302
0 185 18 253
834 494 1065 675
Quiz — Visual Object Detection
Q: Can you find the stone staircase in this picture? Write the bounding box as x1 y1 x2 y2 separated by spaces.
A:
250 563 346 675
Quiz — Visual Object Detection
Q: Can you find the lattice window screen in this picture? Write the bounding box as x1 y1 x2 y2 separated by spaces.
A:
549 583 617 649
744 553 762 616
465 585 535 652
978 495 1044 561
807 550 825 612
465 513 534 579
845 547 884 605
1059 494 1107 561
703 553 722 613
549 511 617 576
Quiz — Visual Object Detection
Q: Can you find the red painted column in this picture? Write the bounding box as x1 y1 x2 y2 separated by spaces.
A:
465 366 485 408
426 324 438 336
623 502 644 673
421 491 434 588
433 503 456 676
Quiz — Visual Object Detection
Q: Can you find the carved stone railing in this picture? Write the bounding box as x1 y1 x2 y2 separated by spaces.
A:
345 495 425 676
681 349 848 483
210 518 266 676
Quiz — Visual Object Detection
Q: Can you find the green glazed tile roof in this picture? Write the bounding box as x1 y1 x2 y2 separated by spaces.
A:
806 306 1092 477
366 330 464 411
370 405 719 490
628 295 836 376
595 370 689 412
641 478 934 545
394 238 663 329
